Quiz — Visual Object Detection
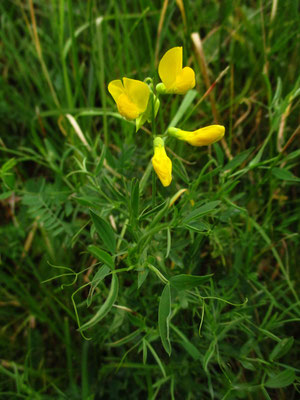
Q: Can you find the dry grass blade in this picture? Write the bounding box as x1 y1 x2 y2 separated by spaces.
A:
28 0 60 107
155 0 169 66
191 32 232 159
65 114 91 151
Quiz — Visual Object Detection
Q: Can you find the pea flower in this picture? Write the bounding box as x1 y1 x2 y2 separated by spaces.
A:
168 125 225 146
151 137 172 187
108 78 150 120
156 47 195 95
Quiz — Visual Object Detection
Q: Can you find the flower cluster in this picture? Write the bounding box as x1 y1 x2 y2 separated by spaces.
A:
108 47 225 187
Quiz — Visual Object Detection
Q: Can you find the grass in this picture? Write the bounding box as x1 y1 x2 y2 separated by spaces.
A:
1 0 299 399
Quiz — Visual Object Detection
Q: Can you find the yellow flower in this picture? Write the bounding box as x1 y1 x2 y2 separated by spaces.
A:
168 125 225 146
157 47 195 95
108 78 150 120
151 137 172 187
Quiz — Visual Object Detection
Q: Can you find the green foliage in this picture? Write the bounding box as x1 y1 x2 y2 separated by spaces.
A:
158 284 172 356
22 178 73 238
1 0 299 399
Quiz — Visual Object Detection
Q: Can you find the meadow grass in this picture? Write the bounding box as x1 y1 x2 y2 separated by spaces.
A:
0 0 299 399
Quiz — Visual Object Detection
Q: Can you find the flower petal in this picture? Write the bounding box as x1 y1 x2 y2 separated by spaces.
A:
152 139 172 187
117 93 140 120
174 66 195 94
108 79 125 103
123 78 150 112
180 125 225 146
158 47 182 90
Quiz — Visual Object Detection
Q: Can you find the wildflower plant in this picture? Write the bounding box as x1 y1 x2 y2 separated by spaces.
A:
108 46 225 187
83 46 232 355
56 46 233 355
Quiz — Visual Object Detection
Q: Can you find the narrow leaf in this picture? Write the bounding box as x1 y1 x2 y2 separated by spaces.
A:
222 148 254 172
171 324 201 360
1 157 18 172
90 209 116 254
87 245 114 269
107 329 142 347
170 274 213 291
130 178 140 219
79 274 118 331
172 159 189 184
0 191 13 200
137 268 149 289
272 167 300 182
139 200 166 220
183 221 211 232
265 369 295 388
158 284 172 355
146 341 167 377
203 338 217 372
269 337 294 361
168 90 197 127
95 144 106 175
165 228 171 258
183 201 220 223
148 199 170 229
87 265 111 307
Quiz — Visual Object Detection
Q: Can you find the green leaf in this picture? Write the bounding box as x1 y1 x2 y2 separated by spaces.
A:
193 166 222 188
213 142 224 166
272 77 282 107
139 200 166 220
183 201 220 223
165 228 171 258
146 341 167 377
171 324 201 360
170 274 212 291
0 191 13 200
87 265 111 307
79 274 119 331
90 209 116 254
137 268 149 289
180 341 201 361
265 369 295 388
183 221 211 232
203 338 217 372
95 144 106 175
147 199 170 230
2 172 15 189
130 178 140 219
158 284 172 355
168 90 197 127
222 148 254 172
142 339 147 365
172 159 189 184
269 337 294 361
107 329 142 347
271 167 300 182
87 245 114 269
282 149 300 162
1 157 18 172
